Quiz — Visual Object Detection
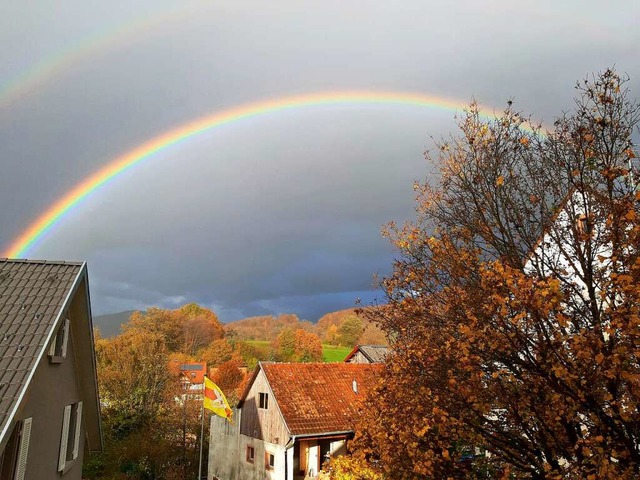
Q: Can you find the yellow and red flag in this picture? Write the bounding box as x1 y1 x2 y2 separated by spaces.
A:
203 376 233 422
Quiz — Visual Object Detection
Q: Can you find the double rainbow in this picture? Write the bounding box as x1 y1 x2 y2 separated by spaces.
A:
5 90 472 258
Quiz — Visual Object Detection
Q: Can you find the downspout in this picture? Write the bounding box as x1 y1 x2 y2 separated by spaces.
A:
284 436 296 480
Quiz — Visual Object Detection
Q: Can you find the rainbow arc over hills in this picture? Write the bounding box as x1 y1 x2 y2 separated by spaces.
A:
5 90 479 258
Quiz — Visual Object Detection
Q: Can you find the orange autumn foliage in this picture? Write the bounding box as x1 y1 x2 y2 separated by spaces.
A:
354 69 640 479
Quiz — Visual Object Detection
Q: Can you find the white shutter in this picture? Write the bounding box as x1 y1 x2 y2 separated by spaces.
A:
61 319 70 358
72 402 83 460
58 405 71 472
14 418 32 480
48 337 56 356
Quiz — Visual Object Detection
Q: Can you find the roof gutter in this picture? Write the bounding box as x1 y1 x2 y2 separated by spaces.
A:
287 430 353 443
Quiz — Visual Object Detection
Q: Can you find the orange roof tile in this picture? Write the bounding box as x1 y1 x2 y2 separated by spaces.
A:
261 362 382 436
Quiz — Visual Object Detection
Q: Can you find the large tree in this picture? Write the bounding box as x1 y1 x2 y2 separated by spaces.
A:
125 303 224 356
355 69 640 479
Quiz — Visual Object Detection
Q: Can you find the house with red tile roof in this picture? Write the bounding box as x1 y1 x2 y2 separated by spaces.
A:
208 362 381 480
169 361 207 393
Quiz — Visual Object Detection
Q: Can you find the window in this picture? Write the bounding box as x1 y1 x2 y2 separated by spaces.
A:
0 418 31 480
246 445 255 463
259 392 268 409
265 452 275 470
58 402 82 473
576 213 593 236
49 318 70 362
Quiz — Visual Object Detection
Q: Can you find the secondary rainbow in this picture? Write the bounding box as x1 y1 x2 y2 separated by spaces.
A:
5 90 476 258
0 5 194 108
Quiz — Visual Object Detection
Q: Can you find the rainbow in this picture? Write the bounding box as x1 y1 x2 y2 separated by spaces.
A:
0 5 194 109
4 90 493 258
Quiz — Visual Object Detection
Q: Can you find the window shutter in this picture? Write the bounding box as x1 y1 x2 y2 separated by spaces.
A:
14 418 32 480
61 319 70 358
72 402 83 460
58 405 71 472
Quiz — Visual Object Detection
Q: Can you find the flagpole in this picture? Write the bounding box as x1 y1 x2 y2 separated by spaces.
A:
198 380 205 480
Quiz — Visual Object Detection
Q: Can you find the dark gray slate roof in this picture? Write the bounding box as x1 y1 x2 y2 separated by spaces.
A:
0 259 84 438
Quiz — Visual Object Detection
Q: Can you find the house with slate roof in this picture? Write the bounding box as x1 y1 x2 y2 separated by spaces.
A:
208 362 381 480
343 345 389 364
0 259 102 480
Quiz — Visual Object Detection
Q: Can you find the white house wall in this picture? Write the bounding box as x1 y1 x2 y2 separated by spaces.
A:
209 408 240 480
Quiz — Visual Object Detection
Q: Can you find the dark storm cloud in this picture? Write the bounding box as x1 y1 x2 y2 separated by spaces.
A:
0 0 638 321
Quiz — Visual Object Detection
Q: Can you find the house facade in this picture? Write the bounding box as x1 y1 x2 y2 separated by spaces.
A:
208 362 381 480
0 259 102 480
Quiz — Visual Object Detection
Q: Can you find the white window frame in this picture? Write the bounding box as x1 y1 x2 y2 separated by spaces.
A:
58 402 82 473
49 318 70 363
58 405 71 472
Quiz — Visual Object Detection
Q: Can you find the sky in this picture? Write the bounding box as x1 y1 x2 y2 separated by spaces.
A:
0 1 638 322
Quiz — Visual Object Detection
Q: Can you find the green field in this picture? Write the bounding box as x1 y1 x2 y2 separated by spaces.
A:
321 345 352 362
242 340 351 363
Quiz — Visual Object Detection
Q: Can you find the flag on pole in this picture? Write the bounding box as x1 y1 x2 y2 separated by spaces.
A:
203 376 233 422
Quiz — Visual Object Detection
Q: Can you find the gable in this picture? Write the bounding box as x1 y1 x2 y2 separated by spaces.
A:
345 345 389 363
0 260 102 451
239 368 289 446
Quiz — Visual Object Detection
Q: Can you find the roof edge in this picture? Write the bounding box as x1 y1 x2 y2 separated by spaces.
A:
291 430 354 439
80 263 104 451
260 362 292 437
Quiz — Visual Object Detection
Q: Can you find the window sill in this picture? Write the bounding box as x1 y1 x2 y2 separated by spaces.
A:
59 458 76 475
49 355 65 364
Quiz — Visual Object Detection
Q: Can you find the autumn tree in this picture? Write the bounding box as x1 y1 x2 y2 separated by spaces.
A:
324 324 341 345
338 315 364 347
293 329 324 362
199 338 242 368
355 69 640 479
211 359 246 404
322 455 384 480
272 328 324 362
273 327 296 361
87 303 224 479
179 303 225 354
96 328 172 424
91 329 202 479
125 303 224 356
358 321 387 346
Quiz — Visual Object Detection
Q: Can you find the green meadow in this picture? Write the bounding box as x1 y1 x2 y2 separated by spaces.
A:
241 340 351 363
321 345 352 362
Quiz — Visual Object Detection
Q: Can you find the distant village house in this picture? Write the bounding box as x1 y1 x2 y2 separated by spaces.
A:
208 361 381 480
343 344 389 364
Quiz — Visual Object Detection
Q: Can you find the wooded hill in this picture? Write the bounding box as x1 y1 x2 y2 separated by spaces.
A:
225 308 387 346
96 307 388 346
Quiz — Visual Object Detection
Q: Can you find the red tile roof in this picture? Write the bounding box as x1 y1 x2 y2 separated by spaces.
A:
261 362 382 436
172 362 206 384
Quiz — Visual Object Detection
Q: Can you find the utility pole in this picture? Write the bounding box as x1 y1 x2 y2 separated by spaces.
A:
197 380 205 480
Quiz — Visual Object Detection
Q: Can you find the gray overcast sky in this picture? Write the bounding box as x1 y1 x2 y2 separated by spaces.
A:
0 1 638 322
